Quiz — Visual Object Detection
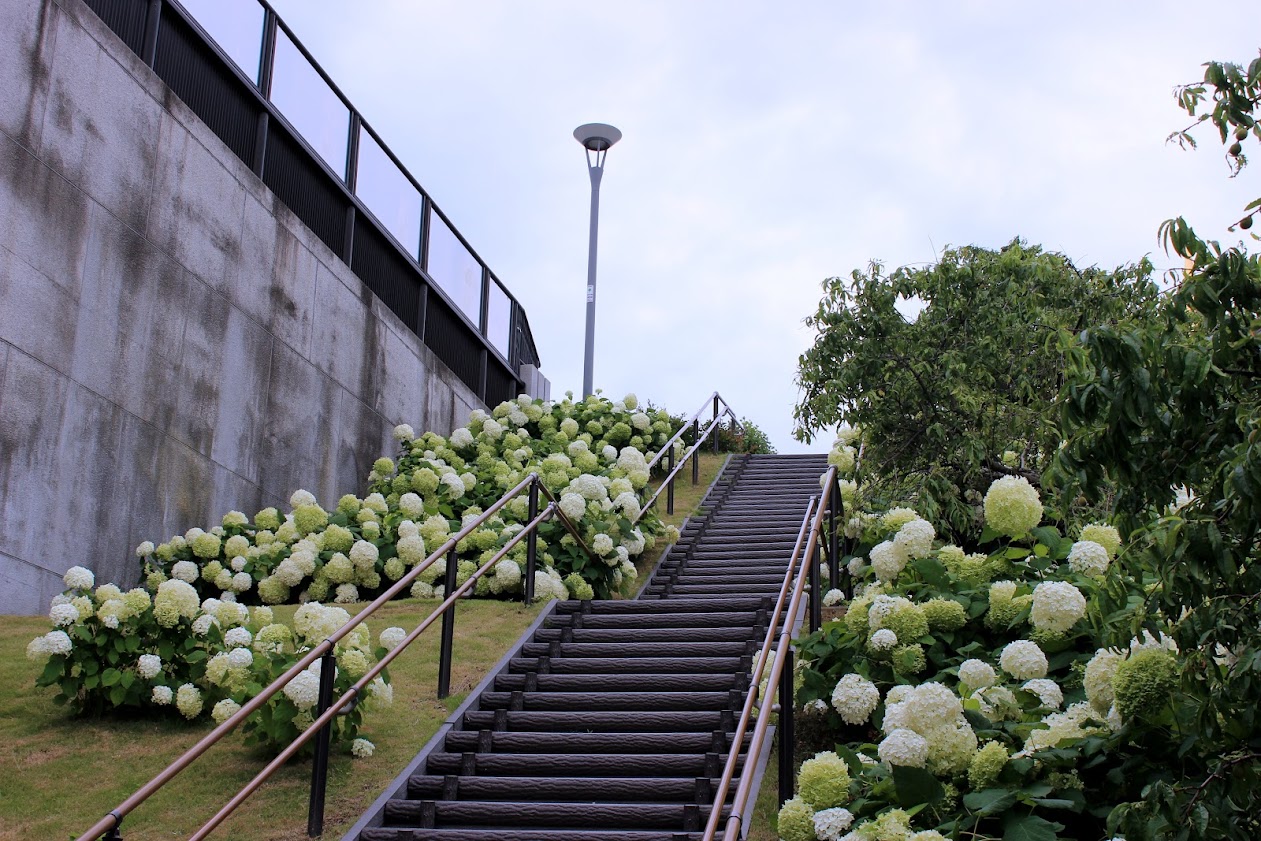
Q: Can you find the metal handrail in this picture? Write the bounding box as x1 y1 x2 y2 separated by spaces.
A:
78 471 601 841
700 466 844 841
638 392 741 522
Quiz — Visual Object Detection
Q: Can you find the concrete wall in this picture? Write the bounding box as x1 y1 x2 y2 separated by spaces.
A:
0 0 487 614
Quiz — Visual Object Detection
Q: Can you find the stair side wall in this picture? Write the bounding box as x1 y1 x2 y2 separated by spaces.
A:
0 0 484 613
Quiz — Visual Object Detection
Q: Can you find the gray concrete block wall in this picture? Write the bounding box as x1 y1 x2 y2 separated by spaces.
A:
0 0 489 614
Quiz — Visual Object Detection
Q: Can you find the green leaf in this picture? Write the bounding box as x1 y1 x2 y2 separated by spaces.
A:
101 668 122 687
1002 812 1064 841
964 788 1018 815
891 765 945 807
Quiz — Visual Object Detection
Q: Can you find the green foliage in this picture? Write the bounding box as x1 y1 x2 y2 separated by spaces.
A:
715 416 777 454
1054 50 1261 841
794 239 1156 540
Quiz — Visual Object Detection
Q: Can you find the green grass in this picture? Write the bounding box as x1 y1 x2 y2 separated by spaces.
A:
1 599 543 840
1 455 732 840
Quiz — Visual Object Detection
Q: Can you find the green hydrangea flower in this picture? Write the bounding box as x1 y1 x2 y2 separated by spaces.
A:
254 507 281 531
191 532 222 560
373 457 395 475
293 504 328 536
1113 648 1179 720
776 797 815 841
922 598 968 632
798 750 851 808
881 602 929 642
321 524 354 554
564 573 594 600
892 643 927 675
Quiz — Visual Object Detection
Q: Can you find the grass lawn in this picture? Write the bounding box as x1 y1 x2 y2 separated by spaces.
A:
0 454 733 840
0 599 543 841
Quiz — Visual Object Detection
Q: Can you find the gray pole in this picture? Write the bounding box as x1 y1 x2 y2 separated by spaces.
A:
582 160 603 399
573 123 621 399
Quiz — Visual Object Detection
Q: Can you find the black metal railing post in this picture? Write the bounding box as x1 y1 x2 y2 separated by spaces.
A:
103 814 124 841
666 443 676 515
809 538 821 634
141 0 162 67
525 478 539 604
777 646 795 806
306 647 337 837
712 394 720 453
829 477 842 596
692 419 700 485
437 546 459 699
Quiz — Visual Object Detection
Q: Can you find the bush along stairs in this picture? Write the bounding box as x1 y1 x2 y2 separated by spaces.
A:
343 453 828 841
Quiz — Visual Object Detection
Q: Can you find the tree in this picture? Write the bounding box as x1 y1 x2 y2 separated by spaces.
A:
1054 52 1261 840
794 239 1155 539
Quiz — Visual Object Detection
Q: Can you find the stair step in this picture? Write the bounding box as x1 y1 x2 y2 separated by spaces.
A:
384 800 728 830
423 751 743 777
509 656 746 674
461 710 735 733
519 642 751 659
441 730 751 754
494 673 742 693
363 829 705 841
406 774 741 803
477 690 741 711
544 611 762 629
531 627 757 644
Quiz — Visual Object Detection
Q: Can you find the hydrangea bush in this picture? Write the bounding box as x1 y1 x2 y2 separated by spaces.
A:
27 567 391 757
136 392 682 605
782 470 1183 840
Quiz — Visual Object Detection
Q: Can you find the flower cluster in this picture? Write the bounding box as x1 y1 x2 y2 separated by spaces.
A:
130 393 679 607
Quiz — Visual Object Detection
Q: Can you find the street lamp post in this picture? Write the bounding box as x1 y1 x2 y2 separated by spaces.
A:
573 122 622 398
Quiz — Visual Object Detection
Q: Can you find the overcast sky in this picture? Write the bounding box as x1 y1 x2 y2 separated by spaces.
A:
258 1 1257 453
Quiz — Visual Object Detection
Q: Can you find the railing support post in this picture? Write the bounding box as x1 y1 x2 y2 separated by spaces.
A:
829 479 841 595
437 546 459 699
666 442 676 515
525 478 539 604
692 419 700 485
103 814 124 841
712 394 720 453
809 539 821 634
777 646 795 806
306 647 337 837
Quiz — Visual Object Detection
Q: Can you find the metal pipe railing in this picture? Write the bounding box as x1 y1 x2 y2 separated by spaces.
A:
637 392 741 523
77 470 599 841
700 466 844 841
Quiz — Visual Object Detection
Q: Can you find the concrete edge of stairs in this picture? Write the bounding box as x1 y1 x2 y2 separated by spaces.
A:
338 602 564 840
632 453 736 600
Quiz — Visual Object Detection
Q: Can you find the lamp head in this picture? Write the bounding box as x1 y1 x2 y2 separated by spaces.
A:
574 123 622 152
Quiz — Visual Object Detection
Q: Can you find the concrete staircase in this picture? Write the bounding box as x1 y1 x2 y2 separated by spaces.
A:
344 453 828 841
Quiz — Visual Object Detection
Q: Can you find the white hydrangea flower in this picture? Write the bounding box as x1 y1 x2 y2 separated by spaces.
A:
1030 581 1087 635
231 571 253 593
822 588 845 607
290 489 317 508
399 492 425 518
283 670 321 710
224 627 253 648
869 628 898 651
135 541 156 557
558 492 587 521
379 627 407 651
192 614 218 636
49 603 79 627
229 556 246 572
592 533 615 556
350 540 379 568
1022 678 1064 709
151 685 173 705
1000 640 1048 680
830 673 880 725
878 728 929 767
226 647 253 670
137 654 162 679
958 659 998 691
176 683 203 719
63 566 95 591
351 738 375 758
983 475 1043 537
1016 701 1106 757
393 423 415 442
846 556 867 577
894 518 935 559
1067 540 1110 577
869 540 909 583
813 807 855 841
1129 629 1178 656
212 698 241 724
1084 648 1125 713
334 583 360 604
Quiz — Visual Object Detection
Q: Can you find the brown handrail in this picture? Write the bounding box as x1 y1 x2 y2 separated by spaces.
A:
644 391 740 472
701 466 839 841
77 470 601 841
640 395 736 527
187 501 559 840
